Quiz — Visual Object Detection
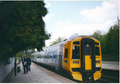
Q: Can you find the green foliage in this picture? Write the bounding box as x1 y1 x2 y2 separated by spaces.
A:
24 49 35 58
105 24 119 55
50 37 64 46
102 54 119 61
0 1 50 64
90 31 106 54
90 19 119 61
99 34 107 54
90 30 103 40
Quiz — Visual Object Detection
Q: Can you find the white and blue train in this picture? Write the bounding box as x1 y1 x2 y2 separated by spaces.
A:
31 35 102 81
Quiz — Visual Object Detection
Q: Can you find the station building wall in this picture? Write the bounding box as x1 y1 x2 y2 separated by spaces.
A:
0 58 14 82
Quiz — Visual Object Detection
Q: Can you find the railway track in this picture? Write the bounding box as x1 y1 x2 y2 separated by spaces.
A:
98 75 119 83
97 69 119 83
34 62 119 83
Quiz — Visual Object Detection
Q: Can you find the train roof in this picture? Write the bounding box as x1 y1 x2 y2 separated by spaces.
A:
44 41 66 50
65 35 99 42
44 35 99 51
31 52 39 55
72 35 99 41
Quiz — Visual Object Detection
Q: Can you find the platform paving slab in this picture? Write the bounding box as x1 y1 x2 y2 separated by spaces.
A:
8 62 61 83
102 61 119 70
8 62 76 83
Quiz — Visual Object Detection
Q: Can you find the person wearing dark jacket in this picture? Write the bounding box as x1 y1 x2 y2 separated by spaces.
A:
27 56 31 71
23 55 28 74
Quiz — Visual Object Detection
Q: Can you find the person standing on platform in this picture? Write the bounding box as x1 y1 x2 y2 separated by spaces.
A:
23 55 28 74
27 55 31 71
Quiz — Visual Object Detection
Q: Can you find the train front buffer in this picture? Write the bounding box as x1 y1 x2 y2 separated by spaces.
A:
62 36 102 81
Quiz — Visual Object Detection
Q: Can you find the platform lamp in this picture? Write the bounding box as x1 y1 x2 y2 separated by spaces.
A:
14 53 17 76
21 51 24 67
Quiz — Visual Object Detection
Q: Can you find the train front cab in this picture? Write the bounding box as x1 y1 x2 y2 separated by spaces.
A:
62 36 102 81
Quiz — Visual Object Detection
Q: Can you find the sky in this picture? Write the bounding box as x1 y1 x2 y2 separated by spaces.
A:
43 1 119 47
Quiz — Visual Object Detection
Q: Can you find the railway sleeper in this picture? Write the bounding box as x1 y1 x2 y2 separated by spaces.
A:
98 78 110 83
99 76 119 83
101 75 119 82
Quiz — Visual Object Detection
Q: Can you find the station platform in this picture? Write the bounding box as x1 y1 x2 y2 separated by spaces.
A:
102 61 119 70
8 61 119 83
8 62 76 83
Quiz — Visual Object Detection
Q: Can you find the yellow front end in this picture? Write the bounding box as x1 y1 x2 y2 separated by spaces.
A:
62 41 71 73
71 59 83 81
62 37 83 81
62 36 102 81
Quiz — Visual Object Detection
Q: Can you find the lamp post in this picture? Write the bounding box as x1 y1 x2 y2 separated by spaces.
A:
21 51 23 65
14 54 17 76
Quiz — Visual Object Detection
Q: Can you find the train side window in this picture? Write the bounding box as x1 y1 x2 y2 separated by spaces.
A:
47 53 50 58
95 42 99 45
65 49 68 58
72 46 80 59
50 52 53 58
60 44 63 55
53 51 57 58
45 53 47 58
95 47 100 55
73 41 79 45
47 52 50 58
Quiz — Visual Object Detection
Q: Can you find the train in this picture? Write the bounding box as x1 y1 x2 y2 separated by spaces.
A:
31 35 102 81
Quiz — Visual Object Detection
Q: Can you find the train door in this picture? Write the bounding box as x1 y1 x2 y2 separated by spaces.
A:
81 38 96 72
84 43 92 70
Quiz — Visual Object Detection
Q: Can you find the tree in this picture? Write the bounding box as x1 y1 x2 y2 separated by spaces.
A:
99 34 106 54
90 30 103 40
24 49 35 58
90 18 119 56
50 37 65 46
0 1 50 64
105 22 119 55
90 30 106 54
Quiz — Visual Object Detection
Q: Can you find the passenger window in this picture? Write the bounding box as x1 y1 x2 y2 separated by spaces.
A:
65 49 68 58
73 41 79 45
40 55 41 58
53 51 57 58
60 44 63 55
85 44 91 55
47 55 49 58
72 46 80 59
95 47 100 55
50 52 53 58
95 42 99 45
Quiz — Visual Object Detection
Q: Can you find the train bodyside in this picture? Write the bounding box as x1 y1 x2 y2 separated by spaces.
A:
62 36 102 81
32 42 65 70
37 51 45 64
31 52 39 62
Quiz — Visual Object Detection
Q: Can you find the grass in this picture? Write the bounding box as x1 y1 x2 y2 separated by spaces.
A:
102 54 119 61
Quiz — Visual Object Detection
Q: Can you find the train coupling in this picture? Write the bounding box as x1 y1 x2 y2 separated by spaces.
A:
87 73 94 81
83 72 93 81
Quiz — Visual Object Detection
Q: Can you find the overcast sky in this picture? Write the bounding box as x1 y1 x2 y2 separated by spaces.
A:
43 1 119 46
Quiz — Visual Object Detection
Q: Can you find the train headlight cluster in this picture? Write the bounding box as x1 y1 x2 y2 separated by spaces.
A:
73 61 79 64
96 61 100 63
96 65 100 67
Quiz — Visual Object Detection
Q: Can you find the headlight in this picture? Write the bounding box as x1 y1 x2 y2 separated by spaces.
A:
73 61 79 64
96 61 100 63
